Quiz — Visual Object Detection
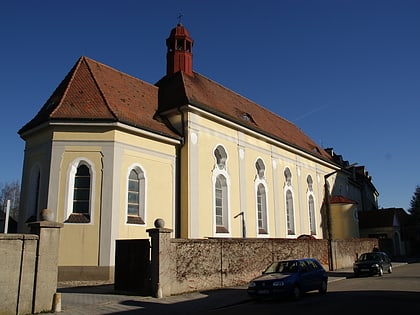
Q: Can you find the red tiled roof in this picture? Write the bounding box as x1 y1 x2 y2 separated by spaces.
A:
330 195 357 204
19 56 334 164
19 57 180 140
157 71 333 161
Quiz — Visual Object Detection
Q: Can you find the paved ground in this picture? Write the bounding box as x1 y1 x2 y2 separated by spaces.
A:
52 264 403 315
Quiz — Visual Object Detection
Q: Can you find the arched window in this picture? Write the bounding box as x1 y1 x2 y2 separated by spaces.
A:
286 190 295 235
255 158 268 234
215 174 228 233
308 195 316 235
73 165 90 213
127 167 146 225
257 183 268 234
284 167 292 186
284 167 295 235
65 160 93 223
214 145 227 170
255 158 265 179
307 175 316 235
213 145 229 234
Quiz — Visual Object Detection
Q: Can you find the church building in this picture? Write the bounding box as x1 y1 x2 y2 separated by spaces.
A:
18 23 339 280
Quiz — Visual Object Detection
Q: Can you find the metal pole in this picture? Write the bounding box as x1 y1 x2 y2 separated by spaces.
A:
4 199 10 234
324 173 335 271
234 212 246 238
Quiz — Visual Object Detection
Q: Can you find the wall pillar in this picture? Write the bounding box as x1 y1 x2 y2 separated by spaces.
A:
29 214 63 314
147 218 173 298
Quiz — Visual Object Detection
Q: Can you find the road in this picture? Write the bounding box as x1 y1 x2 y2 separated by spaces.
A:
202 262 420 315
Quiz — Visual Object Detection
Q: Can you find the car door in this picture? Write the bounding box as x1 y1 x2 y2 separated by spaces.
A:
382 253 391 271
298 260 316 292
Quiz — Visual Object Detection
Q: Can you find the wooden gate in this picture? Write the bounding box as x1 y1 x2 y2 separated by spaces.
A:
114 239 151 294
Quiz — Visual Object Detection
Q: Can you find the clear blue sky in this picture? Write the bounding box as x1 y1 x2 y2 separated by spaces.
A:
1 0 419 210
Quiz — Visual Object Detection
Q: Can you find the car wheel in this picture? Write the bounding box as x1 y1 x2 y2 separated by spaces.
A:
319 279 327 295
292 285 301 300
388 265 393 274
378 267 384 276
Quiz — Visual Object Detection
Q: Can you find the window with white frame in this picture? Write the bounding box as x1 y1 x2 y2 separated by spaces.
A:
66 162 92 223
257 184 268 234
213 145 229 234
255 158 268 234
307 175 317 235
284 167 295 235
127 167 146 224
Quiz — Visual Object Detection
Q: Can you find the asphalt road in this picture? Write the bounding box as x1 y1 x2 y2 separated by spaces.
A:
202 262 420 315
56 262 419 314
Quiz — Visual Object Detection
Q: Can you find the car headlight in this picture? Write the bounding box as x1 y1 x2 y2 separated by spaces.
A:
248 282 256 288
273 281 285 287
372 264 379 268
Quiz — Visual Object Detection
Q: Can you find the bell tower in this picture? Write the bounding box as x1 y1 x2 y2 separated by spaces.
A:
166 23 194 76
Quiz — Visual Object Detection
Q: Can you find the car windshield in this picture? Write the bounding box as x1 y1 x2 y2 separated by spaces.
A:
359 253 381 261
263 260 298 274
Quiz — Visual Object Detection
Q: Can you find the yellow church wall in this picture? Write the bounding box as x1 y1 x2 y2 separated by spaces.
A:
117 147 176 238
196 132 242 237
18 133 53 233
186 111 332 239
187 112 331 239
57 149 103 266
239 143 274 237
51 127 177 266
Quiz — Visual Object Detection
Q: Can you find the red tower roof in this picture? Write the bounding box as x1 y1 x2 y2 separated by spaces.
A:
166 23 194 76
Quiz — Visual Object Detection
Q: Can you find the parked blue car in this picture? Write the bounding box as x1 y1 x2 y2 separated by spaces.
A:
247 258 328 301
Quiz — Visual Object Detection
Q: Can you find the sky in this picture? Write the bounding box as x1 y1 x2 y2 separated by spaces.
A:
1 0 419 210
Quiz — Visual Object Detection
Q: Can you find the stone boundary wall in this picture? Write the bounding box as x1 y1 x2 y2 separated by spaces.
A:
165 237 377 296
0 221 62 315
331 238 378 270
0 234 38 315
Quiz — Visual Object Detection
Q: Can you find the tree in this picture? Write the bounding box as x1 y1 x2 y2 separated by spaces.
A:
408 185 420 223
0 180 20 221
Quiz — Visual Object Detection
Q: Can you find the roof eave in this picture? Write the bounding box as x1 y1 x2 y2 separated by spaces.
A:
185 102 336 168
19 119 181 145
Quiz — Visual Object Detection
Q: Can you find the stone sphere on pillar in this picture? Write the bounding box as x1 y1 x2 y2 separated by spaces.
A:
154 218 165 228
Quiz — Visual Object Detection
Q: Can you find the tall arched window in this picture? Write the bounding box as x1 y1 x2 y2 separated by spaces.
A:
127 167 146 224
308 195 316 235
284 167 295 235
255 158 268 234
65 160 94 223
215 175 228 232
257 184 268 234
213 145 229 234
73 165 90 214
66 163 91 223
286 190 295 235
307 175 316 235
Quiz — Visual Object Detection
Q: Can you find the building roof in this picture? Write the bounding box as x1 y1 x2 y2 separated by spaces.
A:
19 23 334 164
330 195 357 204
358 208 409 229
19 57 180 140
157 71 332 161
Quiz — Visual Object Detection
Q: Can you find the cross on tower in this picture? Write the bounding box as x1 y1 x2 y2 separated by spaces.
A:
177 13 183 24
